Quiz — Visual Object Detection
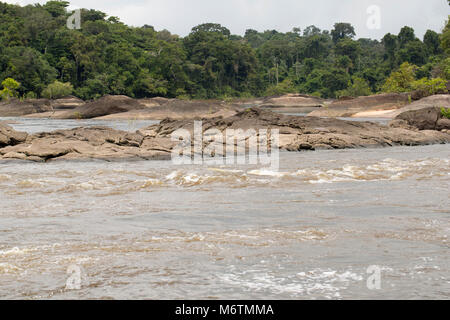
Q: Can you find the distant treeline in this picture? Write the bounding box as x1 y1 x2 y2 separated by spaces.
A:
0 1 449 100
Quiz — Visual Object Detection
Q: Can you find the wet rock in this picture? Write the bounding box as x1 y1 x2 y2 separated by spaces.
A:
0 122 28 147
147 108 450 151
388 119 418 131
436 118 450 131
395 107 448 130
388 95 450 118
0 125 176 162
1 108 449 162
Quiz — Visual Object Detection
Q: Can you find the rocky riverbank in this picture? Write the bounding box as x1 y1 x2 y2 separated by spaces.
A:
0 92 448 121
308 93 450 118
1 107 449 162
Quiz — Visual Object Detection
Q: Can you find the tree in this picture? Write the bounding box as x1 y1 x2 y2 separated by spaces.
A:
0 78 20 100
190 23 231 37
382 33 398 65
441 17 450 55
303 25 321 37
0 1 447 100
336 77 372 97
335 38 361 66
398 26 416 47
302 34 331 59
423 30 441 55
381 62 417 93
397 40 427 66
0 47 57 95
41 80 73 99
265 79 296 96
43 1 69 17
331 23 355 43
335 55 353 72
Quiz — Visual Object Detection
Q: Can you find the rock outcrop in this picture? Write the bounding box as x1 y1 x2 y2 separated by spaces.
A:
55 95 146 119
96 99 241 120
0 122 28 147
0 125 175 162
0 98 53 117
308 93 410 117
50 96 85 110
386 95 450 118
395 107 450 131
258 94 328 113
147 108 450 153
1 108 449 162
138 97 173 108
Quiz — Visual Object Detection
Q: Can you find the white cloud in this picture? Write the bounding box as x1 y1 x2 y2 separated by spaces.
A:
5 0 450 39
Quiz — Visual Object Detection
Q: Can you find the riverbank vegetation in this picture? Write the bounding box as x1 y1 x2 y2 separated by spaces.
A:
0 1 449 101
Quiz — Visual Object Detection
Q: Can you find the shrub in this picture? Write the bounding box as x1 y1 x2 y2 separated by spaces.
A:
25 91 37 99
264 79 296 96
441 107 450 119
411 78 447 95
42 81 73 99
336 77 372 97
0 78 20 100
381 62 417 93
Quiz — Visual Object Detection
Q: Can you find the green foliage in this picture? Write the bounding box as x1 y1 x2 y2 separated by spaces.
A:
43 1 70 17
411 78 447 95
382 62 417 93
424 30 442 55
336 77 372 97
331 23 355 43
0 2 447 100
41 80 73 99
25 91 37 99
441 17 450 55
397 40 427 66
398 26 416 47
0 77 20 100
440 57 450 79
265 79 296 96
441 107 450 119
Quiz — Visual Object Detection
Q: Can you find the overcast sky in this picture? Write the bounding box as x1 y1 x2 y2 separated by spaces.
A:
7 0 450 39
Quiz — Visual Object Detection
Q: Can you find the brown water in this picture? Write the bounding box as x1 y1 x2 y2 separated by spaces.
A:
0 139 449 299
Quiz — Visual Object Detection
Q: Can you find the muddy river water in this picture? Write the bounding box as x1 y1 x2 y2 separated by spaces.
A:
0 119 449 299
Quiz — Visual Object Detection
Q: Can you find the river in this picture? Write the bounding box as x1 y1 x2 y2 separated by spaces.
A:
0 119 449 299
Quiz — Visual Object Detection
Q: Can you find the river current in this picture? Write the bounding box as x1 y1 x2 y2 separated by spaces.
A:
0 118 449 299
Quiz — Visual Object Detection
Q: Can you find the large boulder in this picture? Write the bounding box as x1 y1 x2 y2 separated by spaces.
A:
309 93 410 117
56 95 146 119
395 106 450 131
0 98 53 117
0 122 28 147
388 95 450 118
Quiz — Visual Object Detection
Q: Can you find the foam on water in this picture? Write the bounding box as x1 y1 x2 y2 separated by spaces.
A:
219 267 365 299
0 144 449 299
